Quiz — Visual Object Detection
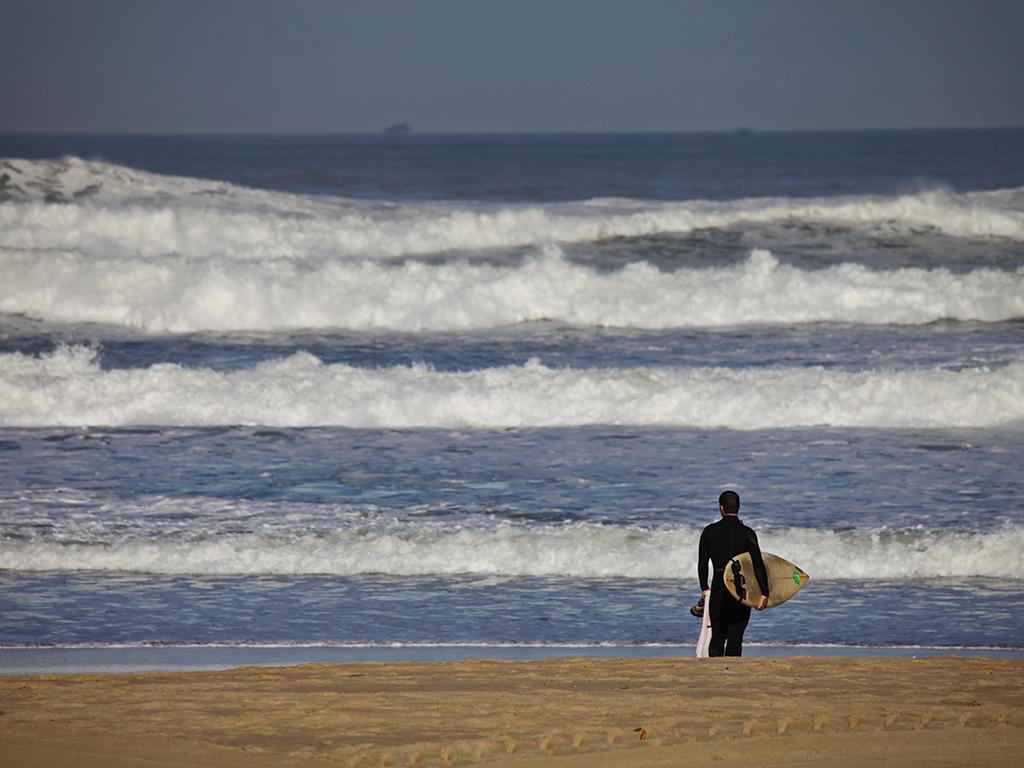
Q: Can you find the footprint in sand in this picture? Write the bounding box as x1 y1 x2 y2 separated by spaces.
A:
776 717 795 735
957 713 974 728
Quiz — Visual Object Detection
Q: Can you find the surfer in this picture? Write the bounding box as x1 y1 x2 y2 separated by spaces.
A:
696 491 769 657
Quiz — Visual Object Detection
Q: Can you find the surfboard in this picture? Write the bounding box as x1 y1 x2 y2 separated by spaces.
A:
695 594 712 657
723 551 809 608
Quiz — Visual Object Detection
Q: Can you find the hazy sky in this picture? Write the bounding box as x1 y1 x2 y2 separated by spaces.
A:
3 0 1023 133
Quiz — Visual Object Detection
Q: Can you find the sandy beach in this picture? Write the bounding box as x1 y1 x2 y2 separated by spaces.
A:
2 656 1022 767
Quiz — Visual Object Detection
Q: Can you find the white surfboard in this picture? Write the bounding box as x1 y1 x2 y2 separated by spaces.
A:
695 593 712 657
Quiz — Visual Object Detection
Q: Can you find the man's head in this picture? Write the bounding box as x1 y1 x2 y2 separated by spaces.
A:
719 490 740 516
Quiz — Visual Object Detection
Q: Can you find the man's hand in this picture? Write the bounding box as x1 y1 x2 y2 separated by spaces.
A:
756 595 768 611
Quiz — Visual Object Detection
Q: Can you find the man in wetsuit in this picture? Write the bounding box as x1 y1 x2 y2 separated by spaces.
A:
697 490 769 657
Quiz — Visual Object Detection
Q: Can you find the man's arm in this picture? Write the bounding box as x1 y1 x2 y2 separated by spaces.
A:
697 527 710 592
747 527 770 605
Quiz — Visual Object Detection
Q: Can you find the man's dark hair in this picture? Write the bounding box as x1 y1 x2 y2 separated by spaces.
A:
719 490 740 515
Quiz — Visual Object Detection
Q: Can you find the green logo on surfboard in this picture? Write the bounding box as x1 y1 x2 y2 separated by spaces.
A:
793 570 801 584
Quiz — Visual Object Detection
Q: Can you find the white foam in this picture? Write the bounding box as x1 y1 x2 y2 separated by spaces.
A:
4 158 1024 255
1 346 1022 429
1 519 1020 580
4 158 1024 332
1 245 1022 332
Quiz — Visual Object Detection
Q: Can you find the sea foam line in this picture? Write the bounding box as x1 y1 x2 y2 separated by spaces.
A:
1 642 1018 651
2 345 1022 429
1 246 1022 332
2 157 1024 264
1 522 1021 580
0 345 1021 429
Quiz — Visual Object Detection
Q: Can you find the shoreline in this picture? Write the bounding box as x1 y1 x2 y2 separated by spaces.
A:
2 656 1022 767
3 642 1023 676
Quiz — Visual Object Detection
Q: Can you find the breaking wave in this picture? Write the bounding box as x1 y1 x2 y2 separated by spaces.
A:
1 346 1022 429
4 158 1024 255
1 245 1022 332
4 158 1024 332
2 518 1021 580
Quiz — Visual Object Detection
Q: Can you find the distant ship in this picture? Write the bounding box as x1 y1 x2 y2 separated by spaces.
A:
383 123 412 136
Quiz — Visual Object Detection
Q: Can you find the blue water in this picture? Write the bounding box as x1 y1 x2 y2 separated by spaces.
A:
5 130 1024 201
1 131 1023 666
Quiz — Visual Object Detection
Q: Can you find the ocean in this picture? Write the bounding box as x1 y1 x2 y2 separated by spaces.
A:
1 130 1023 670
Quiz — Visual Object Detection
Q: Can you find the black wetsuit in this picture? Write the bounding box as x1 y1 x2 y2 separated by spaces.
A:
697 516 769 657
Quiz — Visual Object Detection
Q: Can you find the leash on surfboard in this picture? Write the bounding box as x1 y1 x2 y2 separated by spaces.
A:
730 558 747 601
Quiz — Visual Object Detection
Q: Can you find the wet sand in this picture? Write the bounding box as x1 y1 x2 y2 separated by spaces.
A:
2 656 1022 767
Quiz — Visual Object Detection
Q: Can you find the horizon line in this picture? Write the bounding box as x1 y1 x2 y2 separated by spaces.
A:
2 125 1023 139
